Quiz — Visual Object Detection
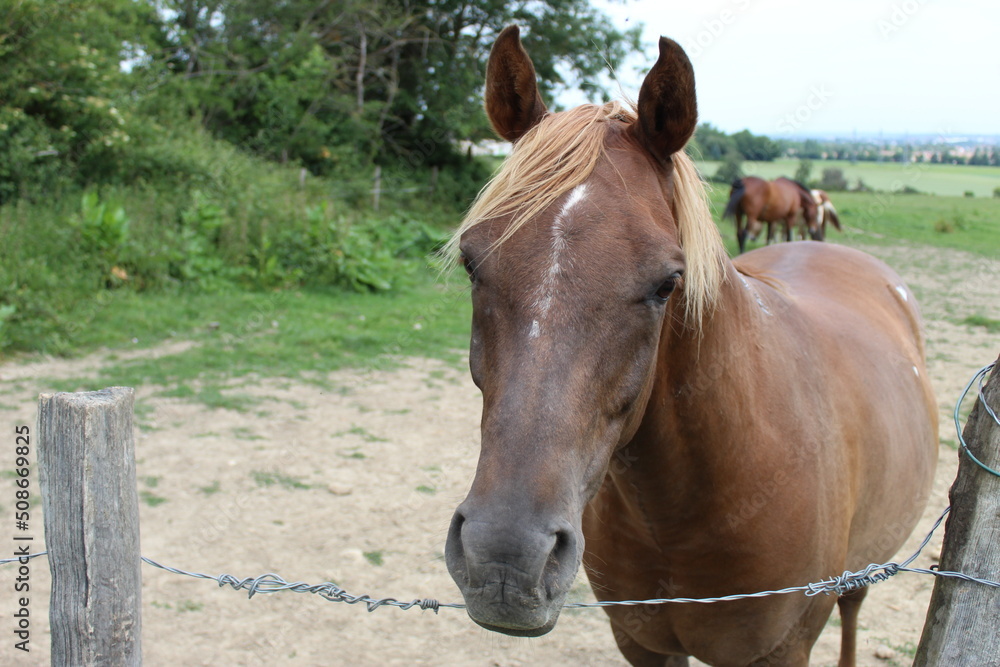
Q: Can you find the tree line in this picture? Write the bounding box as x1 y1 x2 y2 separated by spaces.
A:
0 0 640 205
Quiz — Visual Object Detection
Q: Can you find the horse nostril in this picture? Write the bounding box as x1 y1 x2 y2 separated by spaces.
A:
543 523 579 592
445 510 468 583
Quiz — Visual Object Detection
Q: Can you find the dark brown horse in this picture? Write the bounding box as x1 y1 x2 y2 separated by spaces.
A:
444 26 937 666
724 176 822 253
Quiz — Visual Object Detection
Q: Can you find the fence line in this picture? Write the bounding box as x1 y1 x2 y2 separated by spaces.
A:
5 362 1000 616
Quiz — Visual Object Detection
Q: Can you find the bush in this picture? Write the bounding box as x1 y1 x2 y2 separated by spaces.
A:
713 150 744 184
819 168 849 191
268 204 449 292
794 159 813 185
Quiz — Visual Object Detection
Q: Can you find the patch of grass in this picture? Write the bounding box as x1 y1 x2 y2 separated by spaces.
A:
176 600 204 613
140 490 167 507
199 480 221 495
232 426 265 441
142 475 161 488
363 550 384 566
17 275 471 393
962 314 1000 333
415 484 436 495
252 470 310 490
337 447 368 461
333 425 388 442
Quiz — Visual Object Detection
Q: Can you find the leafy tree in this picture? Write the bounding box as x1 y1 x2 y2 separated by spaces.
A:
794 159 813 185
713 150 744 184
690 123 735 161
0 0 159 201
732 129 781 162
148 0 642 174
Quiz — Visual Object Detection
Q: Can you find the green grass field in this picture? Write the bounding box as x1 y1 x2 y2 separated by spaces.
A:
697 159 1000 197
703 186 1000 258
7 171 998 410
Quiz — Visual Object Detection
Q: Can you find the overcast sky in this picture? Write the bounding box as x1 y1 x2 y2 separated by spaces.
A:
576 0 998 139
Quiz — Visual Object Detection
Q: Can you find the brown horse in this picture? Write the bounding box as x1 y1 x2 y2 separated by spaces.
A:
724 176 822 253
444 26 937 667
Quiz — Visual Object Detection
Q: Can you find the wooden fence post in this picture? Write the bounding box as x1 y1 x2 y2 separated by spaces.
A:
914 356 1000 665
38 387 142 666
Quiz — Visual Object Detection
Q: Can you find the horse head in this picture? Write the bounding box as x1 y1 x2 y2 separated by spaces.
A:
442 26 721 637
790 179 822 241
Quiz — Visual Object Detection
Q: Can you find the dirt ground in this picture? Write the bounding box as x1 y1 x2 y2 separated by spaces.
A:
0 242 997 666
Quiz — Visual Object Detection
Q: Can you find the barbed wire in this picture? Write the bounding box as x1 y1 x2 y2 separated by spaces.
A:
4 362 999 612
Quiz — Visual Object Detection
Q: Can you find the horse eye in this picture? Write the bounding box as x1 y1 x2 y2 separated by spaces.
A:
654 272 683 301
460 252 477 281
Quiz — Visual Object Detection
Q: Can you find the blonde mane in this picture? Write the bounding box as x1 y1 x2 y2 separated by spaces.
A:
444 102 727 328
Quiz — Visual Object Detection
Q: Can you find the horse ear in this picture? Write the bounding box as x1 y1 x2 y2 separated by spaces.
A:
485 26 548 142
631 37 698 162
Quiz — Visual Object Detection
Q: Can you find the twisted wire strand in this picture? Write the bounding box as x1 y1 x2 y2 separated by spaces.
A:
954 362 1000 477
5 363 1000 610
0 550 47 566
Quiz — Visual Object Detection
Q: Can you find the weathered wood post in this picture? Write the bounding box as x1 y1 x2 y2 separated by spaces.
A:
914 356 1000 665
38 387 142 666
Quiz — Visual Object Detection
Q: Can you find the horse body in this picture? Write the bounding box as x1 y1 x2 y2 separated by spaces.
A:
725 177 821 253
584 243 936 664
445 26 937 666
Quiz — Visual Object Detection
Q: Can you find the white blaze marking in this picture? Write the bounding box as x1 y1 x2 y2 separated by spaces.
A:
530 184 589 332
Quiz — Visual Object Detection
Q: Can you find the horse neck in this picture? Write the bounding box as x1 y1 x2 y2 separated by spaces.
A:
612 261 779 520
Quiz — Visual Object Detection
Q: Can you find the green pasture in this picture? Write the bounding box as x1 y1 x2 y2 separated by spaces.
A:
3 174 998 409
703 186 1000 258
697 158 1000 198
31 276 473 402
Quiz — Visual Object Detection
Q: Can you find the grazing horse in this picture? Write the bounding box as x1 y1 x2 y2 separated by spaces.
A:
724 176 822 253
444 26 937 667
811 189 843 240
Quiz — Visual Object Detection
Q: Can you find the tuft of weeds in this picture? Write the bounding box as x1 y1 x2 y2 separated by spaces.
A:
140 490 167 507
252 470 310 490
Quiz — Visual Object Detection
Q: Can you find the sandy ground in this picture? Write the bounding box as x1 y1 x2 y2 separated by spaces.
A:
0 242 997 666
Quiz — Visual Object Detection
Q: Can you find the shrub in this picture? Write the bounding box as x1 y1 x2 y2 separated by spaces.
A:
819 168 849 191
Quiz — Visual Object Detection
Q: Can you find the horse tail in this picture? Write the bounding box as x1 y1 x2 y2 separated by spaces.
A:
722 179 745 220
824 202 842 231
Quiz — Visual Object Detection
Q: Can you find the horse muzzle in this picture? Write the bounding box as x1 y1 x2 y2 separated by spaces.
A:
445 505 581 636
